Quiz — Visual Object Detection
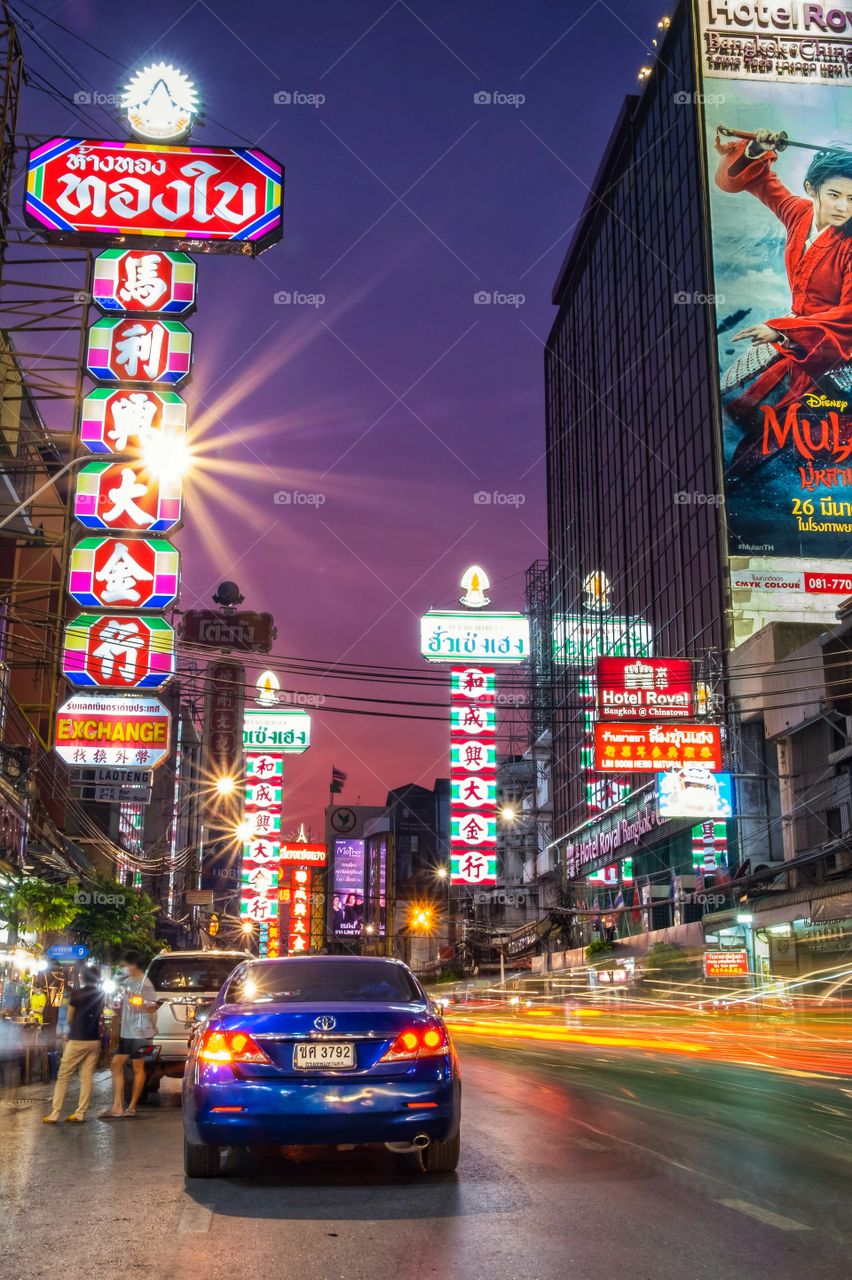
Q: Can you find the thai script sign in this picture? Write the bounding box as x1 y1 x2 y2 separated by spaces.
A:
25 138 284 254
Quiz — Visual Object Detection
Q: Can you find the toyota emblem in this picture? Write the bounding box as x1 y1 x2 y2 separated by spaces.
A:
314 1014 337 1031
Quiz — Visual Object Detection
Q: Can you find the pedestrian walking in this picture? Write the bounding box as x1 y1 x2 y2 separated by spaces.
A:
43 965 104 1124
100 950 158 1119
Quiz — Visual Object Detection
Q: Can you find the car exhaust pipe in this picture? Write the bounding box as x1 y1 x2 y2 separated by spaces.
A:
384 1134 431 1154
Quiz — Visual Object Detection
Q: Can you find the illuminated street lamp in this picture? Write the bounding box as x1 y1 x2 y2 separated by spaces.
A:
500 804 518 823
241 921 254 935
408 904 435 934
215 775 237 797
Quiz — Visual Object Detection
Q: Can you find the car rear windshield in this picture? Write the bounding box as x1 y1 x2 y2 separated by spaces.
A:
146 956 242 993
224 960 421 1005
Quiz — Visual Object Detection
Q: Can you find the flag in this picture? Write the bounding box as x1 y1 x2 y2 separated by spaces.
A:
330 766 347 794
591 894 601 926
631 884 642 924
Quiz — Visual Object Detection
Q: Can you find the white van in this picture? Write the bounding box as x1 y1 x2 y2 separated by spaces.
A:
145 949 251 1080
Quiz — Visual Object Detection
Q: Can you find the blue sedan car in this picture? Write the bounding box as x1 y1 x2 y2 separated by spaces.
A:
182 955 461 1178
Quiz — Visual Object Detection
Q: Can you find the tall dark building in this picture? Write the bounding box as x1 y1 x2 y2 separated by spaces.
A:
545 1 726 841
541 0 852 964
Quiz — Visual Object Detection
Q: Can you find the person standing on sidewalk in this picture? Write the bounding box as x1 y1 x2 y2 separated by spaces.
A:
101 950 158 1119
43 965 104 1124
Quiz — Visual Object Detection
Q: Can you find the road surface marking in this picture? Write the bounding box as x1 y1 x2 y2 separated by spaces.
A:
177 1204 213 1234
718 1200 812 1232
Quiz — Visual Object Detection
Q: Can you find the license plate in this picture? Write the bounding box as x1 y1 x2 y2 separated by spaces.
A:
293 1041 355 1070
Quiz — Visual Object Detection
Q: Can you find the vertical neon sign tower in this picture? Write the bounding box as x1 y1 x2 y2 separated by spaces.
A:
240 673 311 955
420 568 530 887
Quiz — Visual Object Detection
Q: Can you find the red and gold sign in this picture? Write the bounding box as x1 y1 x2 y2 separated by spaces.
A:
285 865 313 955
594 723 723 772
703 950 749 978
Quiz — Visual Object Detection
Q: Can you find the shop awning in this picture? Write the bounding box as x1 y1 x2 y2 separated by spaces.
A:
751 876 852 916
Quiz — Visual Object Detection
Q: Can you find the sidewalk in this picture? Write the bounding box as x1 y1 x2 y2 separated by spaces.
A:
0 1065 114 1112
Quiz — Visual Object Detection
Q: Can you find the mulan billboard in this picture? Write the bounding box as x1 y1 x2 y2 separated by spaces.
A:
696 1 852 632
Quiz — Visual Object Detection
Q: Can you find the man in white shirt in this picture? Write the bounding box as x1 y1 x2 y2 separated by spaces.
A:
100 950 158 1118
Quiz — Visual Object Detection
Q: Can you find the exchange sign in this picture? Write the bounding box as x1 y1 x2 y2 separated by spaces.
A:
594 723 723 773
62 613 176 690
74 461 182 533
86 317 192 384
25 138 284 254
68 536 180 609
92 249 197 313
596 657 693 720
79 388 187 456
54 692 171 768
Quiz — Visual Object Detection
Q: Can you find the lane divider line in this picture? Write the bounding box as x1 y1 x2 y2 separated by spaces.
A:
717 1199 812 1232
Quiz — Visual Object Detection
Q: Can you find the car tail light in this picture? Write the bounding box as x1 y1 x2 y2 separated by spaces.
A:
378 1021 449 1063
198 1028 272 1066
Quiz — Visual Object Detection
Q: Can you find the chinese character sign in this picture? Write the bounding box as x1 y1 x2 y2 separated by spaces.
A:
86 317 192 384
450 666 497 886
92 250 197 314
68 537 180 610
283 865 313 955
62 613 176 689
74 461 182 533
79 388 186 456
240 705 311 953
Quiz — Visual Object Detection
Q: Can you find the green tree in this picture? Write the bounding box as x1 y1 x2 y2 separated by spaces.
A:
0 877 80 940
70 874 162 963
585 938 614 963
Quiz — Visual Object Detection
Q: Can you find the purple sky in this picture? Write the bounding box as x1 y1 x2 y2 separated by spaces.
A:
15 0 664 833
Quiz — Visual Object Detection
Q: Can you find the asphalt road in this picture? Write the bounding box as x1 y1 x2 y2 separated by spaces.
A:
0 1037 849 1280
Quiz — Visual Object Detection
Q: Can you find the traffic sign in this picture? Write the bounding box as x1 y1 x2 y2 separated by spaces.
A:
86 316 192 384
92 250 197 314
62 613 176 689
25 138 284 255
79 387 187 456
68 537 180 610
54 692 172 768
74 461 182 533
46 944 90 962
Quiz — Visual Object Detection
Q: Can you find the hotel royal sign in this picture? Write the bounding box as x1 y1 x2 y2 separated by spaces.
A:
421 568 530 886
41 64 284 776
